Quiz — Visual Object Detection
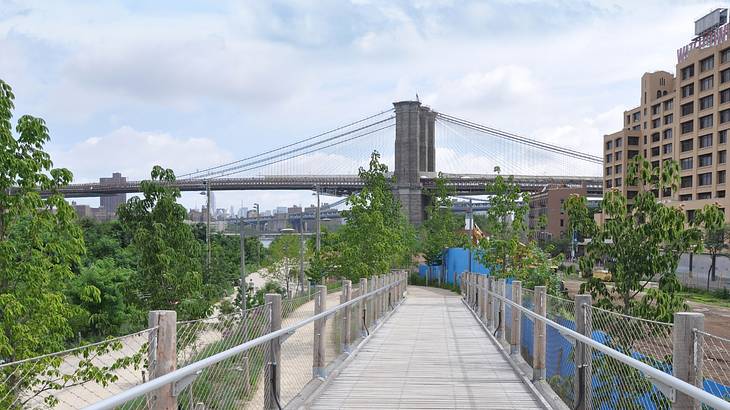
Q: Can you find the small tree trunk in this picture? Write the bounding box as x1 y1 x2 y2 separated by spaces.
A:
712 253 717 281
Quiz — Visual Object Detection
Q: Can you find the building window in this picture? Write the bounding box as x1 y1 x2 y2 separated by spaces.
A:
723 48 730 64
699 172 713 186
718 110 730 126
651 146 660 157
615 177 622 187
628 136 639 145
663 129 673 140
615 137 622 147
605 141 612 150
606 153 612 162
662 188 672 198
681 120 694 134
681 83 694 98
651 104 660 115
680 194 693 201
627 190 638 199
700 95 714 110
723 68 730 83
628 150 639 159
681 138 694 152
699 153 713 167
681 102 694 116
632 112 640 122
701 56 715 72
722 89 730 104
615 164 622 173
664 99 674 110
606 180 612 188
606 167 612 176
681 157 693 170
700 114 714 129
688 210 697 222
682 64 695 80
700 133 713 148
698 192 712 200
632 125 641 131
700 75 714 91
663 143 672 155
681 175 693 188
652 132 660 142
718 190 726 198
652 160 660 169
720 170 727 184
616 151 622 160
652 118 661 128
722 130 729 144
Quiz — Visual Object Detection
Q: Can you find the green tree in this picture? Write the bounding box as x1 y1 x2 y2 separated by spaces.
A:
698 205 727 290
117 166 208 319
266 234 303 291
565 156 720 320
325 151 416 280
476 167 561 292
0 79 85 360
419 173 468 274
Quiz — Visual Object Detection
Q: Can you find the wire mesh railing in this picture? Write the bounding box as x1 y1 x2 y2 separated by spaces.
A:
459 272 730 410
0 327 156 409
82 272 407 410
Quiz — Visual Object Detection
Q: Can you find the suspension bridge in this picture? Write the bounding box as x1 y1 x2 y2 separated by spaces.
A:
53 101 603 224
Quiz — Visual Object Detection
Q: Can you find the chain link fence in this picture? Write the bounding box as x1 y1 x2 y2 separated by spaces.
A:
545 293 577 408
0 328 155 409
696 329 730 402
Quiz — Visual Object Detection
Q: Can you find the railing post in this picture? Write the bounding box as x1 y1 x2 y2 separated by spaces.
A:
476 274 483 321
510 281 522 356
380 275 386 316
368 276 375 328
148 310 177 410
264 293 282 410
479 274 487 323
341 280 352 352
574 294 592 410
313 285 327 379
533 286 547 381
359 278 368 337
673 312 704 410
486 276 494 329
498 278 506 342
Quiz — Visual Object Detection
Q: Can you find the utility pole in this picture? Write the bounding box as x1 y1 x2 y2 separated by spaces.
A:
240 218 246 310
254 203 260 267
467 198 473 272
299 206 305 294
315 185 321 253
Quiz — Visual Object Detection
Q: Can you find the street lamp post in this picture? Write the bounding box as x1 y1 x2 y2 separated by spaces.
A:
240 218 246 310
299 206 305 294
254 203 260 266
467 199 473 273
315 186 321 253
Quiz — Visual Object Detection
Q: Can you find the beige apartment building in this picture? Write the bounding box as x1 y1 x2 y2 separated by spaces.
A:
604 20 730 221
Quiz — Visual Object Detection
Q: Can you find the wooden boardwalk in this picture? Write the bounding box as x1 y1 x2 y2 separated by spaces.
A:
310 286 547 409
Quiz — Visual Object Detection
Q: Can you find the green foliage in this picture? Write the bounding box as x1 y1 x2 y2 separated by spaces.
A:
117 166 208 320
323 151 416 280
419 173 468 265
0 79 85 362
476 167 562 293
565 156 721 320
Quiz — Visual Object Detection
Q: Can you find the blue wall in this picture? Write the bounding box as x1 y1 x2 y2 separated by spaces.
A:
418 247 490 286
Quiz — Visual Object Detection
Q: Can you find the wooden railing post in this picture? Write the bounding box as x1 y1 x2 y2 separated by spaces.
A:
673 312 704 409
264 293 282 410
533 286 546 381
574 294 592 410
476 274 483 321
313 285 327 379
359 278 368 337
510 281 522 356
148 310 177 410
486 276 494 329
341 280 352 352
498 278 506 342
368 276 375 328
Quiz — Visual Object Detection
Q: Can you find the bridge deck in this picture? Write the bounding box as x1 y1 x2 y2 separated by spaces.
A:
310 286 547 409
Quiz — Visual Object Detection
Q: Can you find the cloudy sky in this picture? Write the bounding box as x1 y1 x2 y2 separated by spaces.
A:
0 0 723 211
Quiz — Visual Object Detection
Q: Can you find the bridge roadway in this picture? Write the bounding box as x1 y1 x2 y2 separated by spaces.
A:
308 286 547 409
52 173 602 198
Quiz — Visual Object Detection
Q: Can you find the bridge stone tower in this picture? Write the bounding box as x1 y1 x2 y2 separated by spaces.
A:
393 101 436 225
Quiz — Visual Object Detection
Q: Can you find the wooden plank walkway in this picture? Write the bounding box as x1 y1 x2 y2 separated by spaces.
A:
310 286 547 409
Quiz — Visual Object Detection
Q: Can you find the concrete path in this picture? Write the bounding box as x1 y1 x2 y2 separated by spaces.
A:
310 286 547 409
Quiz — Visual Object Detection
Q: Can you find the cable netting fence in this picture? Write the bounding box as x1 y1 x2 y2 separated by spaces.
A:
590 307 674 409
174 304 271 409
696 330 730 402
0 328 156 409
504 283 513 343
545 293 577 408
279 291 319 407
520 287 535 367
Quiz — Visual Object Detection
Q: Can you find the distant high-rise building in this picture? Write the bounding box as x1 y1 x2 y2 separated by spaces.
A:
275 206 288 215
99 172 126 218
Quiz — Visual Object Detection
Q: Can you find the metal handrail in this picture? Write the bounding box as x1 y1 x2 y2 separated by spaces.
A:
464 278 730 410
84 279 405 410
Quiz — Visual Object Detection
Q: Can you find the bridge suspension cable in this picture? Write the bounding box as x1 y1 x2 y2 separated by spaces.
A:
178 108 394 180
434 112 603 164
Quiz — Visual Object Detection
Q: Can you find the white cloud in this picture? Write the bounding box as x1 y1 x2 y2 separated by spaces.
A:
52 126 233 182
